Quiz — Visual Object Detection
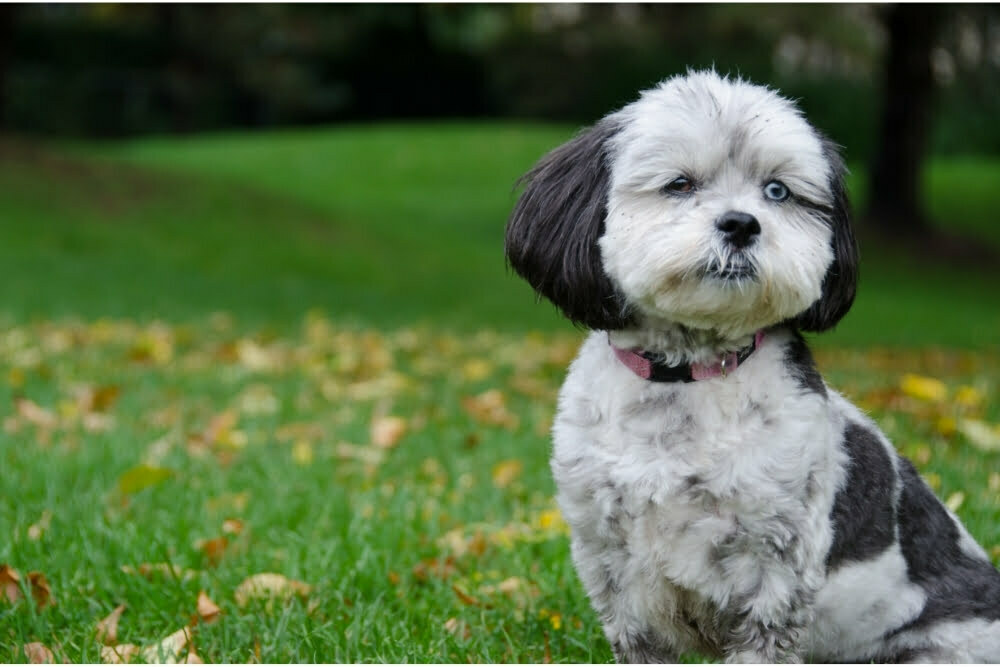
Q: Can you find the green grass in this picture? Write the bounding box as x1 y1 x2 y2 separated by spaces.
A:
1 124 999 662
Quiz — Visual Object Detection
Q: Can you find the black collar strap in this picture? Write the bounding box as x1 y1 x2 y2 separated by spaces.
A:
609 331 764 383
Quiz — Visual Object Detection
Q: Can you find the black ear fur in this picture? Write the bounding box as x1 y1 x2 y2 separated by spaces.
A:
505 119 635 331
792 138 859 332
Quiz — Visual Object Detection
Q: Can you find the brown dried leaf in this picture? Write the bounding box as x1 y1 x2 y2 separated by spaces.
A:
234 573 311 609
194 537 228 566
27 510 53 541
443 617 471 640
221 518 244 536
452 584 488 608
100 644 139 664
370 415 407 450
462 390 519 429
22 642 55 664
140 626 192 664
120 563 199 581
16 398 57 429
1 564 23 603
196 591 222 624
28 571 54 609
96 604 127 646
412 556 457 582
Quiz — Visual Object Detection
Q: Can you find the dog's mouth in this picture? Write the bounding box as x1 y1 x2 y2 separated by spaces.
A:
704 257 757 282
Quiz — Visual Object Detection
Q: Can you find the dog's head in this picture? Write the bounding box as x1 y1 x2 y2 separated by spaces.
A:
506 70 858 337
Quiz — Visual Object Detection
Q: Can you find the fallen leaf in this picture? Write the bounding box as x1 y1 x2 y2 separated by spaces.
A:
22 643 55 664
945 491 966 513
958 419 1000 452
28 571 54 609
15 398 57 429
79 385 121 414
196 591 221 624
899 374 947 402
462 390 519 429
1 564 23 603
370 415 407 449
291 440 314 465
221 518 244 536
193 537 228 566
100 644 139 664
234 573 311 609
121 563 199 581
117 464 174 494
140 626 191 664
412 557 457 582
451 584 485 607
443 617 471 640
491 459 523 489
96 604 127 646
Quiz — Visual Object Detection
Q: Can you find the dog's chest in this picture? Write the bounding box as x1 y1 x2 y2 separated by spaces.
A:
551 333 837 628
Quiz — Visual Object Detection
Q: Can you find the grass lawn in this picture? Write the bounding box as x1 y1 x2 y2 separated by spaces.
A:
1 125 999 662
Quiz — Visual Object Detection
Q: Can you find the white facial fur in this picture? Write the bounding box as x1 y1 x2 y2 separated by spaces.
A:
599 71 837 338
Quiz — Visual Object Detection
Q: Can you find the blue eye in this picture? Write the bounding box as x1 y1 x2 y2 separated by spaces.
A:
763 180 790 202
662 176 695 195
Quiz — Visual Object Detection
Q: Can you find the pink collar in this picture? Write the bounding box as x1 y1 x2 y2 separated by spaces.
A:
610 331 765 382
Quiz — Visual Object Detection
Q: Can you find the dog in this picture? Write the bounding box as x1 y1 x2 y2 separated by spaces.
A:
504 70 1000 662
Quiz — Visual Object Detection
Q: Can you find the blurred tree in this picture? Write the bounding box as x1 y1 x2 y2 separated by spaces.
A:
0 4 15 129
866 4 943 237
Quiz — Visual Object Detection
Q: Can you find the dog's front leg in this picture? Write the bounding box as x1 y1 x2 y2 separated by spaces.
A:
723 613 804 663
608 626 679 664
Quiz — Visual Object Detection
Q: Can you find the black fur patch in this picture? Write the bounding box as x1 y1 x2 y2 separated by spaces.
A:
826 422 896 571
783 332 826 396
890 458 1000 631
792 138 859 332
505 119 636 331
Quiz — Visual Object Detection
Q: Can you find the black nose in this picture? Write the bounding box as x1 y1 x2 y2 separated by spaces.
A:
715 211 761 248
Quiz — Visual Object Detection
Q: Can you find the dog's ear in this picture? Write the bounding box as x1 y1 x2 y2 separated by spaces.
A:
793 139 859 332
505 120 635 331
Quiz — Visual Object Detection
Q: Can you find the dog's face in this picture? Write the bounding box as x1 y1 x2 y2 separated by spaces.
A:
506 71 858 336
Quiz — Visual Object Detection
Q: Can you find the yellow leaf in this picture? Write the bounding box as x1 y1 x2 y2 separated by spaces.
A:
899 374 947 402
462 359 493 382
955 385 984 409
96 603 127 646
117 465 174 494
491 459 523 489
291 440 314 465
935 416 957 438
945 491 966 513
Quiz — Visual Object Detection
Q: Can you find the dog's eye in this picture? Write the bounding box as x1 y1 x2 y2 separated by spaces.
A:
662 176 694 195
763 180 790 202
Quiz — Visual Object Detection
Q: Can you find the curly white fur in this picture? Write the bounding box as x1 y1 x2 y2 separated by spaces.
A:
506 70 1000 663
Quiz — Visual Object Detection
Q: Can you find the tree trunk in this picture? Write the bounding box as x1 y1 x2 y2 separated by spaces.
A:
0 5 14 130
866 4 943 236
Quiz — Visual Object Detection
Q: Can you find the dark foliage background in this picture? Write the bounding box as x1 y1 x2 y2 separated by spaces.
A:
3 3 999 163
